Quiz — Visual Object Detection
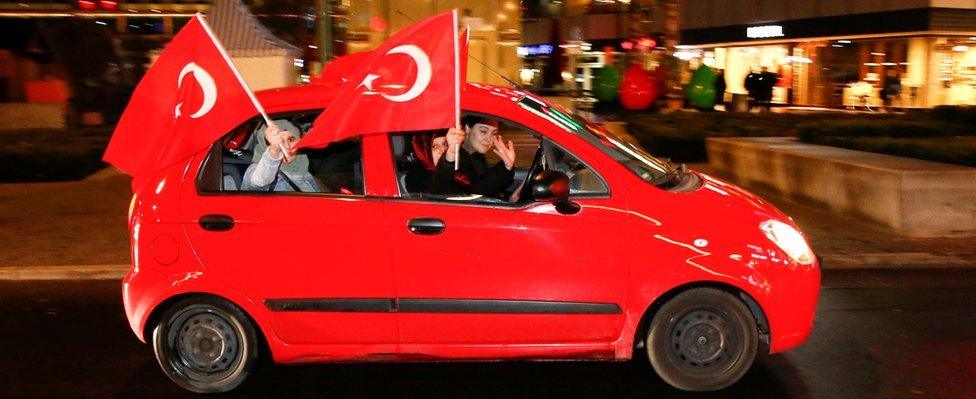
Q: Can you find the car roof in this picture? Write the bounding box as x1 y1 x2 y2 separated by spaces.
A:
255 82 533 114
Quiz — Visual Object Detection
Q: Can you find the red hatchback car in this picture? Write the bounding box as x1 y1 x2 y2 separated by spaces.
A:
122 82 820 393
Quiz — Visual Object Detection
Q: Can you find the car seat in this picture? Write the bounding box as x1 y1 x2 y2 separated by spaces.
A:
390 135 411 193
221 149 252 191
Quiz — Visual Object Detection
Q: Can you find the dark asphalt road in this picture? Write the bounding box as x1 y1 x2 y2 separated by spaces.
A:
2 269 976 399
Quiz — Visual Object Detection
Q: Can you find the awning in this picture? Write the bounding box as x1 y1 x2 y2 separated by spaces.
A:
206 0 300 57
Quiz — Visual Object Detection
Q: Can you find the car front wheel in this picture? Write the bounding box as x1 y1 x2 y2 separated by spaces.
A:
152 297 259 393
646 288 759 391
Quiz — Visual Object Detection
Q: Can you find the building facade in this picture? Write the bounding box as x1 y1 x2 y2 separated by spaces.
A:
681 0 976 108
341 0 522 87
0 0 522 104
0 0 228 124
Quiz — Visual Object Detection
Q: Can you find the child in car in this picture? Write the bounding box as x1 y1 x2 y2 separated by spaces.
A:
242 120 321 192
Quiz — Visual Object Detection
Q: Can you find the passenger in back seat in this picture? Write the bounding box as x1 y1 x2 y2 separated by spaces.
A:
241 120 321 192
403 130 448 193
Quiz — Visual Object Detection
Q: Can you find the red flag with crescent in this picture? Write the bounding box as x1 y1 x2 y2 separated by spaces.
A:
104 14 259 180
299 10 464 149
459 27 469 88
313 51 374 87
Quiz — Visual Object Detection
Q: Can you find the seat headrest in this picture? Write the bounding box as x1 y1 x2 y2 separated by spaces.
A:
391 135 407 159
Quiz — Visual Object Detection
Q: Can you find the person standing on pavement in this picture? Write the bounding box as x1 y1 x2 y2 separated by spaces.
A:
882 69 902 109
714 69 727 110
757 66 778 112
744 68 762 111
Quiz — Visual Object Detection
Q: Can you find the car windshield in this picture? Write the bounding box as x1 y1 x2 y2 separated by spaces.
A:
517 96 674 186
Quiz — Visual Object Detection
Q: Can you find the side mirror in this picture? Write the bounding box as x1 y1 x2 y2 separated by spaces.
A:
531 170 581 215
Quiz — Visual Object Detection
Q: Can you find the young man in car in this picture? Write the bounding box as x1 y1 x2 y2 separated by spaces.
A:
427 116 516 198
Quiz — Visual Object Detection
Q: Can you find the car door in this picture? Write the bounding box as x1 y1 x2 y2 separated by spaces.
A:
180 116 397 348
382 118 631 348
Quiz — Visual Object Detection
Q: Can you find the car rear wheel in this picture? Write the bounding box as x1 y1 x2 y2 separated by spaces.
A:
152 297 258 393
646 288 758 391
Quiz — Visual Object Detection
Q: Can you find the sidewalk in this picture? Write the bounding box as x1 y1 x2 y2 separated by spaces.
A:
0 168 131 279
692 163 976 269
0 166 973 280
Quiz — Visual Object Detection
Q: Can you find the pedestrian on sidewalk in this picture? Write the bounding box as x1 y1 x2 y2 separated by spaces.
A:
744 68 761 111
714 69 727 110
757 66 777 112
882 69 902 109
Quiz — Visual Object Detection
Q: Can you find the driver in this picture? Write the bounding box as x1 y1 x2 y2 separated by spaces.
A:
241 120 321 192
428 116 515 197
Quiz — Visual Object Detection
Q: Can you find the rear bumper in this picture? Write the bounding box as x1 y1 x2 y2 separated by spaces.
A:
122 266 169 343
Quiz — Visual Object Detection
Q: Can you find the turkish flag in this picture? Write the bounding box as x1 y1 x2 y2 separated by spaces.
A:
104 14 258 180
313 51 374 86
459 27 469 87
299 10 464 149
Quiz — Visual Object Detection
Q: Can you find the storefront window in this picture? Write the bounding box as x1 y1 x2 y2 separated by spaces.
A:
720 45 788 99
678 30 976 108
933 37 976 105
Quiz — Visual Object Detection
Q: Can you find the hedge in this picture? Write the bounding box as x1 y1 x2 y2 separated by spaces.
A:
796 120 970 141
0 127 112 182
931 105 976 126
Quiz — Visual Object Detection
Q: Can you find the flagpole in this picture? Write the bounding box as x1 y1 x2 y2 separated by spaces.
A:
195 13 275 129
452 9 461 171
197 13 292 164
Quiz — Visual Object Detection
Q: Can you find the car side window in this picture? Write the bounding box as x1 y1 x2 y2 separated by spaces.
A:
542 140 609 196
388 114 542 205
197 110 365 196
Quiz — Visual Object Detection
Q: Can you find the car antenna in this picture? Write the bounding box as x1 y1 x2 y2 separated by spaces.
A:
396 10 521 89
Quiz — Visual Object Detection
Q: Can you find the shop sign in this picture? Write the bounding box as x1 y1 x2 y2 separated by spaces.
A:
517 44 554 57
746 25 784 39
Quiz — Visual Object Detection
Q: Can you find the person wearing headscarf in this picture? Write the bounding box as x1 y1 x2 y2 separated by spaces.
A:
428 116 515 197
241 120 321 192
403 130 448 193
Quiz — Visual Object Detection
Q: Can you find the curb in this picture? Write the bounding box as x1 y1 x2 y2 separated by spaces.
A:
821 253 975 269
0 264 128 281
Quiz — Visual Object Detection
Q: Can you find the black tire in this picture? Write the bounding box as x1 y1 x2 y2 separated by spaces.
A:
151 297 259 393
646 288 758 391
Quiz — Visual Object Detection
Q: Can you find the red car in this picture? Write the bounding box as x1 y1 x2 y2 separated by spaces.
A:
122 82 820 393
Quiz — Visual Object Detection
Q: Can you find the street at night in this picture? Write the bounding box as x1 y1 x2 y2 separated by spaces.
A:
2 269 975 399
2 0 976 397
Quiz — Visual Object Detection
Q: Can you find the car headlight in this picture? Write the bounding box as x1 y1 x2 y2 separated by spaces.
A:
760 220 815 265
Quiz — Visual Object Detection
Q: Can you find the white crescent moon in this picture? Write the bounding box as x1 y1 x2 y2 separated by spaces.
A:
175 62 217 119
381 45 431 103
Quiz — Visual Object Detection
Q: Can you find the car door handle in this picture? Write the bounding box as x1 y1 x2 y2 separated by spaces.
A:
199 214 234 232
407 218 445 235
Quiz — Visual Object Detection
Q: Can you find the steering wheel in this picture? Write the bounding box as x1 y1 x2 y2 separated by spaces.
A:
508 144 545 203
